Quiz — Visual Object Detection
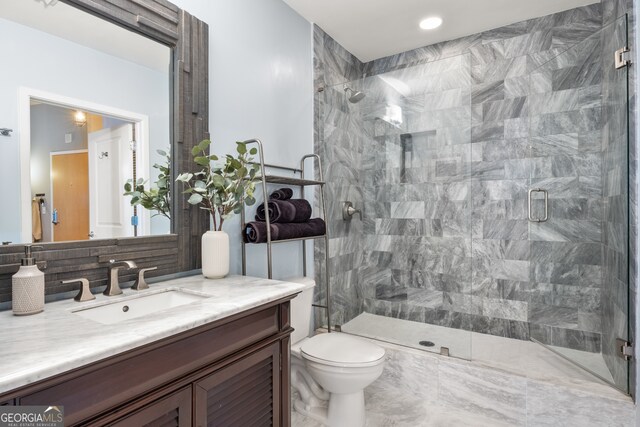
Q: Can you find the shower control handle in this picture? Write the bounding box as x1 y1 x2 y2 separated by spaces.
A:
342 201 362 221
528 188 548 223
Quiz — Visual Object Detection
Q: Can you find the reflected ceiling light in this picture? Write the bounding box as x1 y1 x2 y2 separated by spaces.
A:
35 0 59 7
378 75 411 97
382 104 403 128
74 111 87 127
419 16 443 30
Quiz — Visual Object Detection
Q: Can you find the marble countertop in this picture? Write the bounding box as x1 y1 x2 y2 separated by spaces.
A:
0 274 312 395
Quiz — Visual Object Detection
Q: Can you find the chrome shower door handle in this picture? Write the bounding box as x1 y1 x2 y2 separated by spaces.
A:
540 188 548 222
528 188 548 222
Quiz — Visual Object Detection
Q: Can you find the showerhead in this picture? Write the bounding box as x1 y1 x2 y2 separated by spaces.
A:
344 86 366 103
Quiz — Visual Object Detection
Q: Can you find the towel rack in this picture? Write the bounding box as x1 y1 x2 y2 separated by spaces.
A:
240 138 332 332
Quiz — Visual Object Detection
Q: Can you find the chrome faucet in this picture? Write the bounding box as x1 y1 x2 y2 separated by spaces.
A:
104 260 137 296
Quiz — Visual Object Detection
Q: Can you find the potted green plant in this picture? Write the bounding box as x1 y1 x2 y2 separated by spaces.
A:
123 149 171 220
176 139 259 278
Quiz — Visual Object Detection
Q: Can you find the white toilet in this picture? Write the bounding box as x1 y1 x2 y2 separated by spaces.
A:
289 278 385 427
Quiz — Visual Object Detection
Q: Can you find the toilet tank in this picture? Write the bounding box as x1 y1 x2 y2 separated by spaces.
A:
285 277 315 345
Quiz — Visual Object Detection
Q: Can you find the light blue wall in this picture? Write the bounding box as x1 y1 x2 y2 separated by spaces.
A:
0 17 170 245
170 0 314 279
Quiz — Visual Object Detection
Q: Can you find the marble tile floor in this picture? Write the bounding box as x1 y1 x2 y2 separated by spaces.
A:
342 313 616 395
291 391 514 427
292 333 635 427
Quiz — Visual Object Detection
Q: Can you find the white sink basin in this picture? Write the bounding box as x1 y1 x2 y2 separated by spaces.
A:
72 289 208 325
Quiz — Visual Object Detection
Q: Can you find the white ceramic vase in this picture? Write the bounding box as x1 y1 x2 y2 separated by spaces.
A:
202 230 230 279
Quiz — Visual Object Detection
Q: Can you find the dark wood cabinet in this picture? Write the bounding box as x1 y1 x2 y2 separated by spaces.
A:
195 342 280 427
109 387 192 427
0 299 293 427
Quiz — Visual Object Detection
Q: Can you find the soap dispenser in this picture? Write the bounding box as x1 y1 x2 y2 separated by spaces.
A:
12 245 45 315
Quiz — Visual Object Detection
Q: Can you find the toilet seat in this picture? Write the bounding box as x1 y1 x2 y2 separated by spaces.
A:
300 333 385 368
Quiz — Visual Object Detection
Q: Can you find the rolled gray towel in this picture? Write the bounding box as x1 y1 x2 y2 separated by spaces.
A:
269 188 293 200
255 199 312 223
244 218 326 243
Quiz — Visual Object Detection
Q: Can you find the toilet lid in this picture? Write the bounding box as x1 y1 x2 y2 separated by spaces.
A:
300 333 385 367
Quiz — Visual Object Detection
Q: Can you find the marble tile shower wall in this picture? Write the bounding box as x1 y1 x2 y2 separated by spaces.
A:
313 5 624 352
313 25 366 327
359 4 609 352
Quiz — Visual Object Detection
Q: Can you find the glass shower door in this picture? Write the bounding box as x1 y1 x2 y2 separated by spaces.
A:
334 53 474 360
527 15 630 393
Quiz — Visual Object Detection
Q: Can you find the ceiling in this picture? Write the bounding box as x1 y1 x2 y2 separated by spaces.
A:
282 0 600 62
0 0 170 72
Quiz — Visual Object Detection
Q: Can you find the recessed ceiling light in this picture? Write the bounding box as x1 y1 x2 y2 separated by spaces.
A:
419 17 443 30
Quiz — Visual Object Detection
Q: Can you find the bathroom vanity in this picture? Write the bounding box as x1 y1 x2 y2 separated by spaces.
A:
0 275 310 426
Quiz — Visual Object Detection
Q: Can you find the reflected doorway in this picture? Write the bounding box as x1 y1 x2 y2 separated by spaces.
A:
50 150 89 241
21 88 154 243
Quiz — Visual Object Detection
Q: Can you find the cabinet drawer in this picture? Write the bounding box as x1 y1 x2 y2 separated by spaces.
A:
20 305 279 425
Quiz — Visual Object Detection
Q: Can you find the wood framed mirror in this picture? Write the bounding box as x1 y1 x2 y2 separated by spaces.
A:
0 0 209 303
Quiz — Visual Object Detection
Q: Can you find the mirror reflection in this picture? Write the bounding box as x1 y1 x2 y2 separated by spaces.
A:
0 0 172 244
30 101 171 242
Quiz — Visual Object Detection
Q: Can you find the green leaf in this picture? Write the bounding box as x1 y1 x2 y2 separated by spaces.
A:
194 156 210 166
212 174 225 187
249 147 257 155
198 139 212 151
124 182 132 192
236 143 247 154
191 145 201 156
188 193 203 205
157 149 167 157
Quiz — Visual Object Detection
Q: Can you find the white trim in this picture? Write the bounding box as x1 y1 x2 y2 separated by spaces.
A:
19 87 150 243
49 149 88 242
135 121 152 236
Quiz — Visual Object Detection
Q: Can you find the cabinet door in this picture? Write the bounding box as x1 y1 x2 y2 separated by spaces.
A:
195 342 280 427
109 387 191 427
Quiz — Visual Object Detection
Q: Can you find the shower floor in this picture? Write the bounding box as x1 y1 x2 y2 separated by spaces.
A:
341 312 615 387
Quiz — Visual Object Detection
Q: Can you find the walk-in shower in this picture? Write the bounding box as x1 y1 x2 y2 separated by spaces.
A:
315 9 632 395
